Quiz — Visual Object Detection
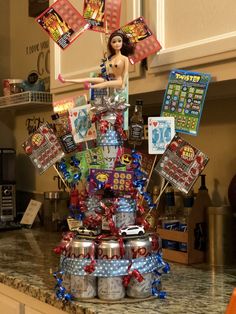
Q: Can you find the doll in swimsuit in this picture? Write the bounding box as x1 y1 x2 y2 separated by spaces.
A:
57 30 135 90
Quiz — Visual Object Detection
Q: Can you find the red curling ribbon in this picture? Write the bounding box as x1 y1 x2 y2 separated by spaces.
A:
100 120 109 134
123 262 144 287
135 216 150 230
84 260 96 274
118 237 125 258
53 232 75 255
137 204 146 214
83 214 102 229
84 242 96 274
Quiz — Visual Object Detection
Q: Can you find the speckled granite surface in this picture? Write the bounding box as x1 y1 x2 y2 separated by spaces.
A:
0 229 235 314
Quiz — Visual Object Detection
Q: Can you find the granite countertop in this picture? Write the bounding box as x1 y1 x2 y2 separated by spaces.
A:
0 228 235 314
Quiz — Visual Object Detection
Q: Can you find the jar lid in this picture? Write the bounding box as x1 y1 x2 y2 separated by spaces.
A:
8 79 24 84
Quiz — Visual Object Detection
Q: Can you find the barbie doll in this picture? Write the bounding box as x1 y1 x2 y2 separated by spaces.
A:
57 30 135 89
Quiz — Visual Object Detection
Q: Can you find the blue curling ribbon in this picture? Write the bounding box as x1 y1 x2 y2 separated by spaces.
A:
131 150 155 210
53 270 73 302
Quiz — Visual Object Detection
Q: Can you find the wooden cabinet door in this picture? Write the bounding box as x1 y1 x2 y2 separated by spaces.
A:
50 0 142 94
25 306 43 314
0 293 22 314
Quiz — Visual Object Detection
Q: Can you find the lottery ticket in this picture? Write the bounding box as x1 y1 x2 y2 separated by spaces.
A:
89 168 134 196
22 123 64 174
161 69 211 136
120 16 162 64
83 0 121 33
155 135 209 194
53 94 87 113
148 117 175 154
36 0 89 49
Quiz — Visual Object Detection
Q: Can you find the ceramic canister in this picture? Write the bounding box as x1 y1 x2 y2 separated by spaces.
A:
69 238 97 299
97 240 125 300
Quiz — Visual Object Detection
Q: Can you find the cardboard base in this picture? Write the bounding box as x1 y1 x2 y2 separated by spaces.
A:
74 295 155 304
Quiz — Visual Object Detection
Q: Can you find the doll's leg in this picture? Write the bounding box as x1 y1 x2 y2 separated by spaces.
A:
92 79 123 89
57 74 105 84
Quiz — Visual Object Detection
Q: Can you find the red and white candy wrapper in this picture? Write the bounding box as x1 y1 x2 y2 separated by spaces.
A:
22 123 65 174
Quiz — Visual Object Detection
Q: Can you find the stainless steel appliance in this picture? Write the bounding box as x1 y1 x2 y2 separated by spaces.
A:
0 149 16 221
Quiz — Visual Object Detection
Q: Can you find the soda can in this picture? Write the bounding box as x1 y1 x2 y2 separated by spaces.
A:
179 222 188 252
69 238 97 299
116 212 136 229
97 239 123 260
125 237 152 259
127 272 153 298
97 240 125 300
125 237 153 298
162 220 179 250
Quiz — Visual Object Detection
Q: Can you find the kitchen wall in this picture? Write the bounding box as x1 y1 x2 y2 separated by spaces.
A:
1 0 235 206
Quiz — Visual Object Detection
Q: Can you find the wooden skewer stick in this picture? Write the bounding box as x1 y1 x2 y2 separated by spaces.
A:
53 165 70 192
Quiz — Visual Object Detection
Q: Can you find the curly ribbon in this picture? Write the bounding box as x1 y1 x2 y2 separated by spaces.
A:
131 150 156 230
123 262 144 287
84 241 96 274
151 279 166 299
53 270 73 302
91 94 129 115
100 120 109 134
53 232 75 255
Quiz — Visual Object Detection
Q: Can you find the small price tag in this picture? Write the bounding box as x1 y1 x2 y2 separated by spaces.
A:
20 199 42 227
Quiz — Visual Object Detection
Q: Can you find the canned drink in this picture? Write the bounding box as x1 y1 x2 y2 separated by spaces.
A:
116 212 136 228
62 271 71 293
97 240 125 300
98 240 123 259
125 237 152 298
71 275 97 299
98 277 125 301
179 222 188 252
69 238 97 299
125 237 152 259
127 272 153 298
162 220 179 250
68 238 95 259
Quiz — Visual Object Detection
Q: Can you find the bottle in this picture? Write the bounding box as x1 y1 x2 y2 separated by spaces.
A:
162 183 179 250
129 99 144 146
52 113 77 153
178 189 194 252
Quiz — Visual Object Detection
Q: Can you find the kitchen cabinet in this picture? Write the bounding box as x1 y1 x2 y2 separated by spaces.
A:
50 0 142 95
0 283 68 314
24 306 43 314
145 0 236 74
0 293 22 314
